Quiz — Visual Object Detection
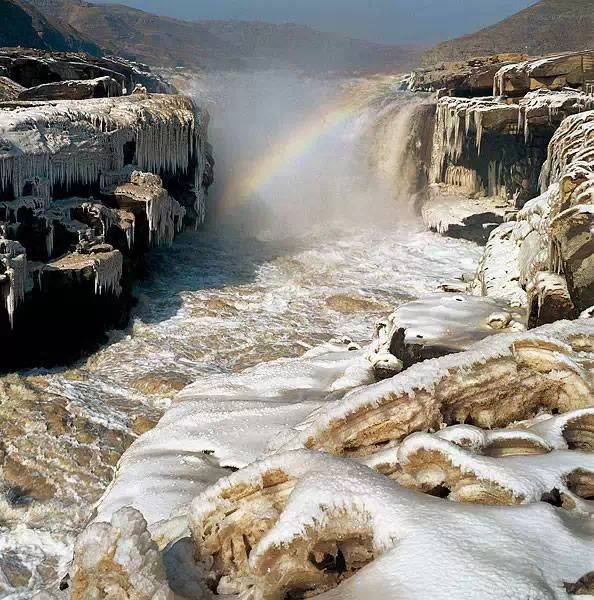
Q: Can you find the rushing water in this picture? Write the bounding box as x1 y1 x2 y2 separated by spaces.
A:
0 73 481 598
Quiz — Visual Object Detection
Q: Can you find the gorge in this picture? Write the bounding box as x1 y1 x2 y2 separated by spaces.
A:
0 8 594 600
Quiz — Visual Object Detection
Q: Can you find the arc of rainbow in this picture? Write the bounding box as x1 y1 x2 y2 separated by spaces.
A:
220 92 369 208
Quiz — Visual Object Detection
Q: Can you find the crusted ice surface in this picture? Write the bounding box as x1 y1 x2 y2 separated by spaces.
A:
368 292 525 370
91 343 375 533
70 507 173 599
0 94 208 208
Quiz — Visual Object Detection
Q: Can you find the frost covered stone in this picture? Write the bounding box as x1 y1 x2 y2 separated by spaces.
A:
369 292 524 370
70 507 173 600
190 450 594 599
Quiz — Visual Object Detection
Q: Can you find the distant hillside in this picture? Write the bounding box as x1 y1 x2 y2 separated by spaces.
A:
423 0 593 65
30 0 419 73
0 0 100 54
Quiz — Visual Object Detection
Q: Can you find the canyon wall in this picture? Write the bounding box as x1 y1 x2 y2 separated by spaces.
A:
0 50 213 368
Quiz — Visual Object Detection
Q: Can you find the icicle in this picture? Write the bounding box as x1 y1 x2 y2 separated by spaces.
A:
0 240 27 328
93 251 123 296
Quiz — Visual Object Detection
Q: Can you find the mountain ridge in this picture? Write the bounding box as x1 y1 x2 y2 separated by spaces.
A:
28 0 420 73
423 0 594 65
0 0 101 54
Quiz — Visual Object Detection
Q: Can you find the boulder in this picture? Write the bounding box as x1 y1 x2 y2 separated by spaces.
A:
17 75 122 101
369 292 524 372
494 50 594 97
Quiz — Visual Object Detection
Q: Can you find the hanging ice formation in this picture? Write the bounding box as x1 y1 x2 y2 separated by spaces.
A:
0 239 26 328
0 94 208 212
93 251 123 297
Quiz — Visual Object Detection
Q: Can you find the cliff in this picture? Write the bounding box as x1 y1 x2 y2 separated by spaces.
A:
0 51 212 368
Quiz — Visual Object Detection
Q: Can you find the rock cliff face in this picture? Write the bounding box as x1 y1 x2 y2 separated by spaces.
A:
0 51 212 368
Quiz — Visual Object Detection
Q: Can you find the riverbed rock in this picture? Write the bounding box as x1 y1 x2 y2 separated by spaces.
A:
370 292 524 372
17 75 122 100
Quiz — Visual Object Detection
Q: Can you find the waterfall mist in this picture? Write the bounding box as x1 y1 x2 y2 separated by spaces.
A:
190 71 426 238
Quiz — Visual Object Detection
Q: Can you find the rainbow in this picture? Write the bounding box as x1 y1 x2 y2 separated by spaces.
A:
219 92 368 209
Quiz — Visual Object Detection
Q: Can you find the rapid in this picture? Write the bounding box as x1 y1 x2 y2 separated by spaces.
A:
0 72 481 598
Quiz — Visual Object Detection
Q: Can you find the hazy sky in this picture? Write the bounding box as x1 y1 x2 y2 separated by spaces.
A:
95 0 536 44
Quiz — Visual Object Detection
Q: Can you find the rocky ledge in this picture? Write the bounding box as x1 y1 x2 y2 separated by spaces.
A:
0 50 213 368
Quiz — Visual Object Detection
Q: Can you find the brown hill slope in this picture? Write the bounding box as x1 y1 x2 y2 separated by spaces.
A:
30 0 419 72
423 0 593 65
0 0 100 54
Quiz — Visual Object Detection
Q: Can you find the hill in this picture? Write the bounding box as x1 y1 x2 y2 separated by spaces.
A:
0 0 100 54
29 0 419 72
423 0 594 65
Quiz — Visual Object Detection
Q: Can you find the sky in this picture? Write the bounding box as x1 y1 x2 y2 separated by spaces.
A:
95 0 537 44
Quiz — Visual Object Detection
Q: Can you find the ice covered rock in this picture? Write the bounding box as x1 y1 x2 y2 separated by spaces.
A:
107 171 185 247
363 431 594 507
70 507 173 600
518 88 594 141
527 271 576 328
46 245 123 296
369 292 524 370
407 53 528 97
281 320 594 457
87 342 375 538
17 76 123 101
494 50 594 98
189 450 594 600
0 94 207 210
429 95 544 208
422 186 505 243
472 108 594 315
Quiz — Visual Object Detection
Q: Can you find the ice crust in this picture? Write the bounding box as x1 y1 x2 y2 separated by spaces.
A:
0 94 208 220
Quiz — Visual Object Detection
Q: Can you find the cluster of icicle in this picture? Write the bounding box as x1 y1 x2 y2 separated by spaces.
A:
0 95 208 207
518 89 594 142
430 96 518 186
0 239 26 328
93 250 123 296
472 109 594 312
142 184 186 247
